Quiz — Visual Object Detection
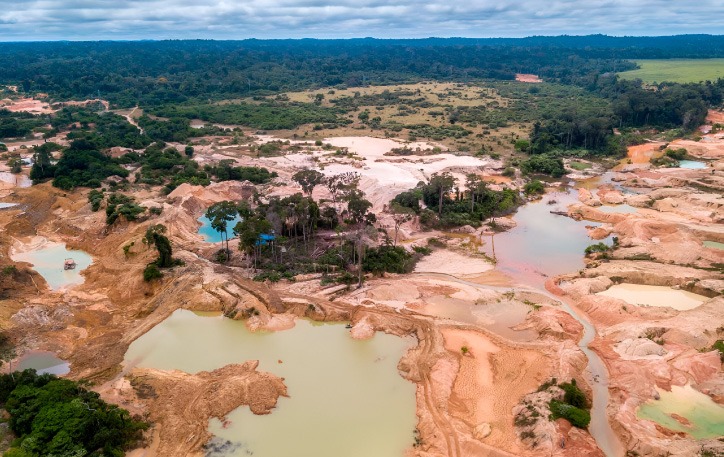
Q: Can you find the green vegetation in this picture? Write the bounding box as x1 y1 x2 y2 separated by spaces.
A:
712 340 724 363
393 173 519 229
523 180 545 196
520 154 565 178
30 140 128 189
142 224 180 281
619 59 724 84
542 379 592 429
0 370 146 456
51 108 151 149
153 102 346 130
88 189 104 212
0 110 46 140
105 193 146 225
585 242 610 256
205 201 239 258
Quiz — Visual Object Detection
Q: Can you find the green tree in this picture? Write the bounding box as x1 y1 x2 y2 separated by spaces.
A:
234 216 272 269
205 200 239 256
143 224 173 268
428 172 456 216
292 168 325 196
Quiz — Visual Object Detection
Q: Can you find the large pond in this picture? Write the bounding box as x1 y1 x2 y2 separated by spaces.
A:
637 384 724 439
11 241 93 290
14 351 70 376
198 214 242 242
481 190 610 287
596 284 708 311
125 310 417 457
678 160 707 169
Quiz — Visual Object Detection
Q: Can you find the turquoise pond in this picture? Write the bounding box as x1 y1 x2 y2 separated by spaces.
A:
198 214 242 242
678 160 707 169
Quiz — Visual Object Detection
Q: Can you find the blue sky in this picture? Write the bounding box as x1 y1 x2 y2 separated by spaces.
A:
1 0 723 40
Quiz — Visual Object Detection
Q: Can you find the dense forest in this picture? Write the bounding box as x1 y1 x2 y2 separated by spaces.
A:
1 36 723 108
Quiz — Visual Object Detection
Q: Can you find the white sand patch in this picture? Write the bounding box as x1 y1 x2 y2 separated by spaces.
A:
414 250 494 278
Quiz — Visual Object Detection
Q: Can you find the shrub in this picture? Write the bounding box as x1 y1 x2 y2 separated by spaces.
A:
559 381 588 409
524 180 545 195
143 264 163 282
585 242 609 255
549 400 591 428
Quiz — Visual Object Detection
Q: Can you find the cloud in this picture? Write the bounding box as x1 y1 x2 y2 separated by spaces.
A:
0 0 722 40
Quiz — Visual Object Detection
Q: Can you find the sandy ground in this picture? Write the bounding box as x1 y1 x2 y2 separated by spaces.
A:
706 109 724 124
0 97 54 114
414 250 494 277
515 74 543 83
626 142 666 164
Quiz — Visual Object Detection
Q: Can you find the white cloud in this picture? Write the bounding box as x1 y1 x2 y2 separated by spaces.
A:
0 0 722 40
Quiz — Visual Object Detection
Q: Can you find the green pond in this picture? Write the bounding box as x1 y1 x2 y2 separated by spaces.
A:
703 240 724 250
124 310 417 457
15 351 70 376
11 243 93 290
638 384 724 439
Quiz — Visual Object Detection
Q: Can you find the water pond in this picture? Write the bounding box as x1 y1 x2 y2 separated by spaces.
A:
198 214 242 242
637 384 724 439
481 190 610 287
0 202 19 209
11 242 93 290
125 310 417 457
14 351 70 376
678 160 707 169
703 240 724 250
596 284 707 311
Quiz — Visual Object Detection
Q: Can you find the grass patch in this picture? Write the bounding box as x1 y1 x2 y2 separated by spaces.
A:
618 59 724 84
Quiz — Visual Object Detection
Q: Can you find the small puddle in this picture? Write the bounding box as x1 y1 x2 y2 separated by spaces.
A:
0 172 32 188
11 240 93 290
125 310 417 457
14 351 70 375
596 284 708 311
678 160 707 169
703 240 724 250
424 295 537 342
0 202 19 209
198 214 242 242
637 384 724 439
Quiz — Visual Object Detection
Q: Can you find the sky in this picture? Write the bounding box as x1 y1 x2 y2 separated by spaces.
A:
1 0 723 41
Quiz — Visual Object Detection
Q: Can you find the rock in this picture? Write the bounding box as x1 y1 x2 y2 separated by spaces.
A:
615 338 667 359
473 422 492 440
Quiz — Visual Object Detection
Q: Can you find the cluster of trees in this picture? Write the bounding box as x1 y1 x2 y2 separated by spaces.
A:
0 109 47 140
0 370 146 456
31 138 275 193
393 172 519 228
200 170 420 286
548 379 591 429
30 140 130 190
51 108 151 149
